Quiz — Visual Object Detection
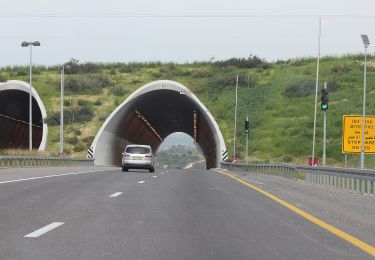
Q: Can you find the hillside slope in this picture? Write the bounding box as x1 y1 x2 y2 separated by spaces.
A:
0 55 374 167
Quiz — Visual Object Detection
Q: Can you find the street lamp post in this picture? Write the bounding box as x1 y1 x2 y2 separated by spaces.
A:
60 65 64 156
360 35 370 170
21 41 40 151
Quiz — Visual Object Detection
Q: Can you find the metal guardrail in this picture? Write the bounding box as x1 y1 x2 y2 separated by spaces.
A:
221 162 375 195
0 156 94 168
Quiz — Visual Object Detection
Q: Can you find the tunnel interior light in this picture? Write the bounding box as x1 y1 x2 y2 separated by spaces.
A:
0 113 42 128
134 110 163 142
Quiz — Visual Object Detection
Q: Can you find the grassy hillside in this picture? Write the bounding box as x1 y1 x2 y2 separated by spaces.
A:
1 55 375 167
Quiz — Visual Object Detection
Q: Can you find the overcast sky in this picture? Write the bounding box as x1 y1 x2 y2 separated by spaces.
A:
0 0 374 66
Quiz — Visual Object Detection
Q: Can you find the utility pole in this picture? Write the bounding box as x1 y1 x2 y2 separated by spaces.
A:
233 75 238 162
360 35 370 169
312 17 321 166
60 65 64 156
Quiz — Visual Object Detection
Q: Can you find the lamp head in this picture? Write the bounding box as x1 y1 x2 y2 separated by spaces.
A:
361 35 370 48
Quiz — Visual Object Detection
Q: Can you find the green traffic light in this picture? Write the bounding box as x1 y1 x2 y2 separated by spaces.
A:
321 103 328 110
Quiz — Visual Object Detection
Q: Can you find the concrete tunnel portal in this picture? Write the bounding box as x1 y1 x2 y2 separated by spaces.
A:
90 80 228 169
0 80 47 150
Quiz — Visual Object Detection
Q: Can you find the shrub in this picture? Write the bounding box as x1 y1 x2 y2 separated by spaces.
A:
82 136 95 146
283 79 315 98
47 106 94 125
208 74 247 91
65 75 111 94
191 68 213 78
110 85 129 96
214 55 268 69
75 106 94 122
94 99 102 106
77 99 92 108
74 142 86 152
46 112 60 126
74 129 81 136
63 59 100 74
0 74 6 82
64 99 71 106
282 155 293 163
67 136 78 145
330 63 350 75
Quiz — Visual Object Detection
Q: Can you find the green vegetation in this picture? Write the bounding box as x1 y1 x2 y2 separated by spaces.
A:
155 145 204 169
1 55 375 167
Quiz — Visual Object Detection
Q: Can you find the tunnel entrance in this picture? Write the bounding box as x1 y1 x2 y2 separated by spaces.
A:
0 80 48 150
90 80 227 169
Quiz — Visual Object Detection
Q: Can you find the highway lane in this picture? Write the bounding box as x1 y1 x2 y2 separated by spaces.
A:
0 168 372 260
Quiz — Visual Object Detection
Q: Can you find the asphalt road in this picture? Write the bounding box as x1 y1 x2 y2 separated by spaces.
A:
0 167 372 260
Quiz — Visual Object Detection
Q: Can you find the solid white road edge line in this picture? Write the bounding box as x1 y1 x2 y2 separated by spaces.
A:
0 169 118 185
109 192 123 198
24 222 64 238
138 181 145 184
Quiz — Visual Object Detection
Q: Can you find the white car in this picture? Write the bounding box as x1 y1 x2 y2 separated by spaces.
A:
122 144 155 172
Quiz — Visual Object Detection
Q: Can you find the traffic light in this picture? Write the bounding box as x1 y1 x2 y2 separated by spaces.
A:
321 87 329 111
245 119 250 134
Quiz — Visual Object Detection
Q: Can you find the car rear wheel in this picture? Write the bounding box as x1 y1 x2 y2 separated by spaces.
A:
122 167 128 172
149 167 154 173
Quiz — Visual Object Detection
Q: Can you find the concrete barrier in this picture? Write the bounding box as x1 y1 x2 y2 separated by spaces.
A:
0 156 94 168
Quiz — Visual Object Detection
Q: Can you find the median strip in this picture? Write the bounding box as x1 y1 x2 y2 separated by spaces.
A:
24 222 64 238
214 168 375 257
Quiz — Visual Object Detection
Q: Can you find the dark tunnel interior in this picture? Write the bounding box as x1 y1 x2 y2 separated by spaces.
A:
0 90 43 149
96 89 219 169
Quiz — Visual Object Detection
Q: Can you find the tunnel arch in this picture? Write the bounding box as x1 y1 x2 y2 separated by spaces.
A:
89 80 227 169
0 80 48 151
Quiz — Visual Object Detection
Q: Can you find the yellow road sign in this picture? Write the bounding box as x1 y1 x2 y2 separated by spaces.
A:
342 115 375 154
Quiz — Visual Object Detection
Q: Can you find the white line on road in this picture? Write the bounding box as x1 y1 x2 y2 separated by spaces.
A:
152 175 157 178
109 192 123 198
0 169 117 185
24 222 64 238
138 181 145 184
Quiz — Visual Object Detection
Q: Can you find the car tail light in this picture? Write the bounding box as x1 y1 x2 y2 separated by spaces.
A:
122 153 130 157
145 154 152 159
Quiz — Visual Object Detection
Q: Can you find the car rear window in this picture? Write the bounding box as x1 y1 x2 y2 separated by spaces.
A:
126 147 151 154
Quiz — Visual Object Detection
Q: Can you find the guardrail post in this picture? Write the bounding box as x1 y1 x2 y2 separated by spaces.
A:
366 180 371 194
361 179 365 193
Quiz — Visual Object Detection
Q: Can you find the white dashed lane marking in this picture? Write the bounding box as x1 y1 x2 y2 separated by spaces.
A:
138 181 145 184
152 176 157 178
24 222 64 238
109 192 123 198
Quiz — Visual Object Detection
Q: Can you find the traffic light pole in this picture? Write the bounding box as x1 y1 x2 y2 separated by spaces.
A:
246 116 249 164
323 110 327 166
322 82 327 166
